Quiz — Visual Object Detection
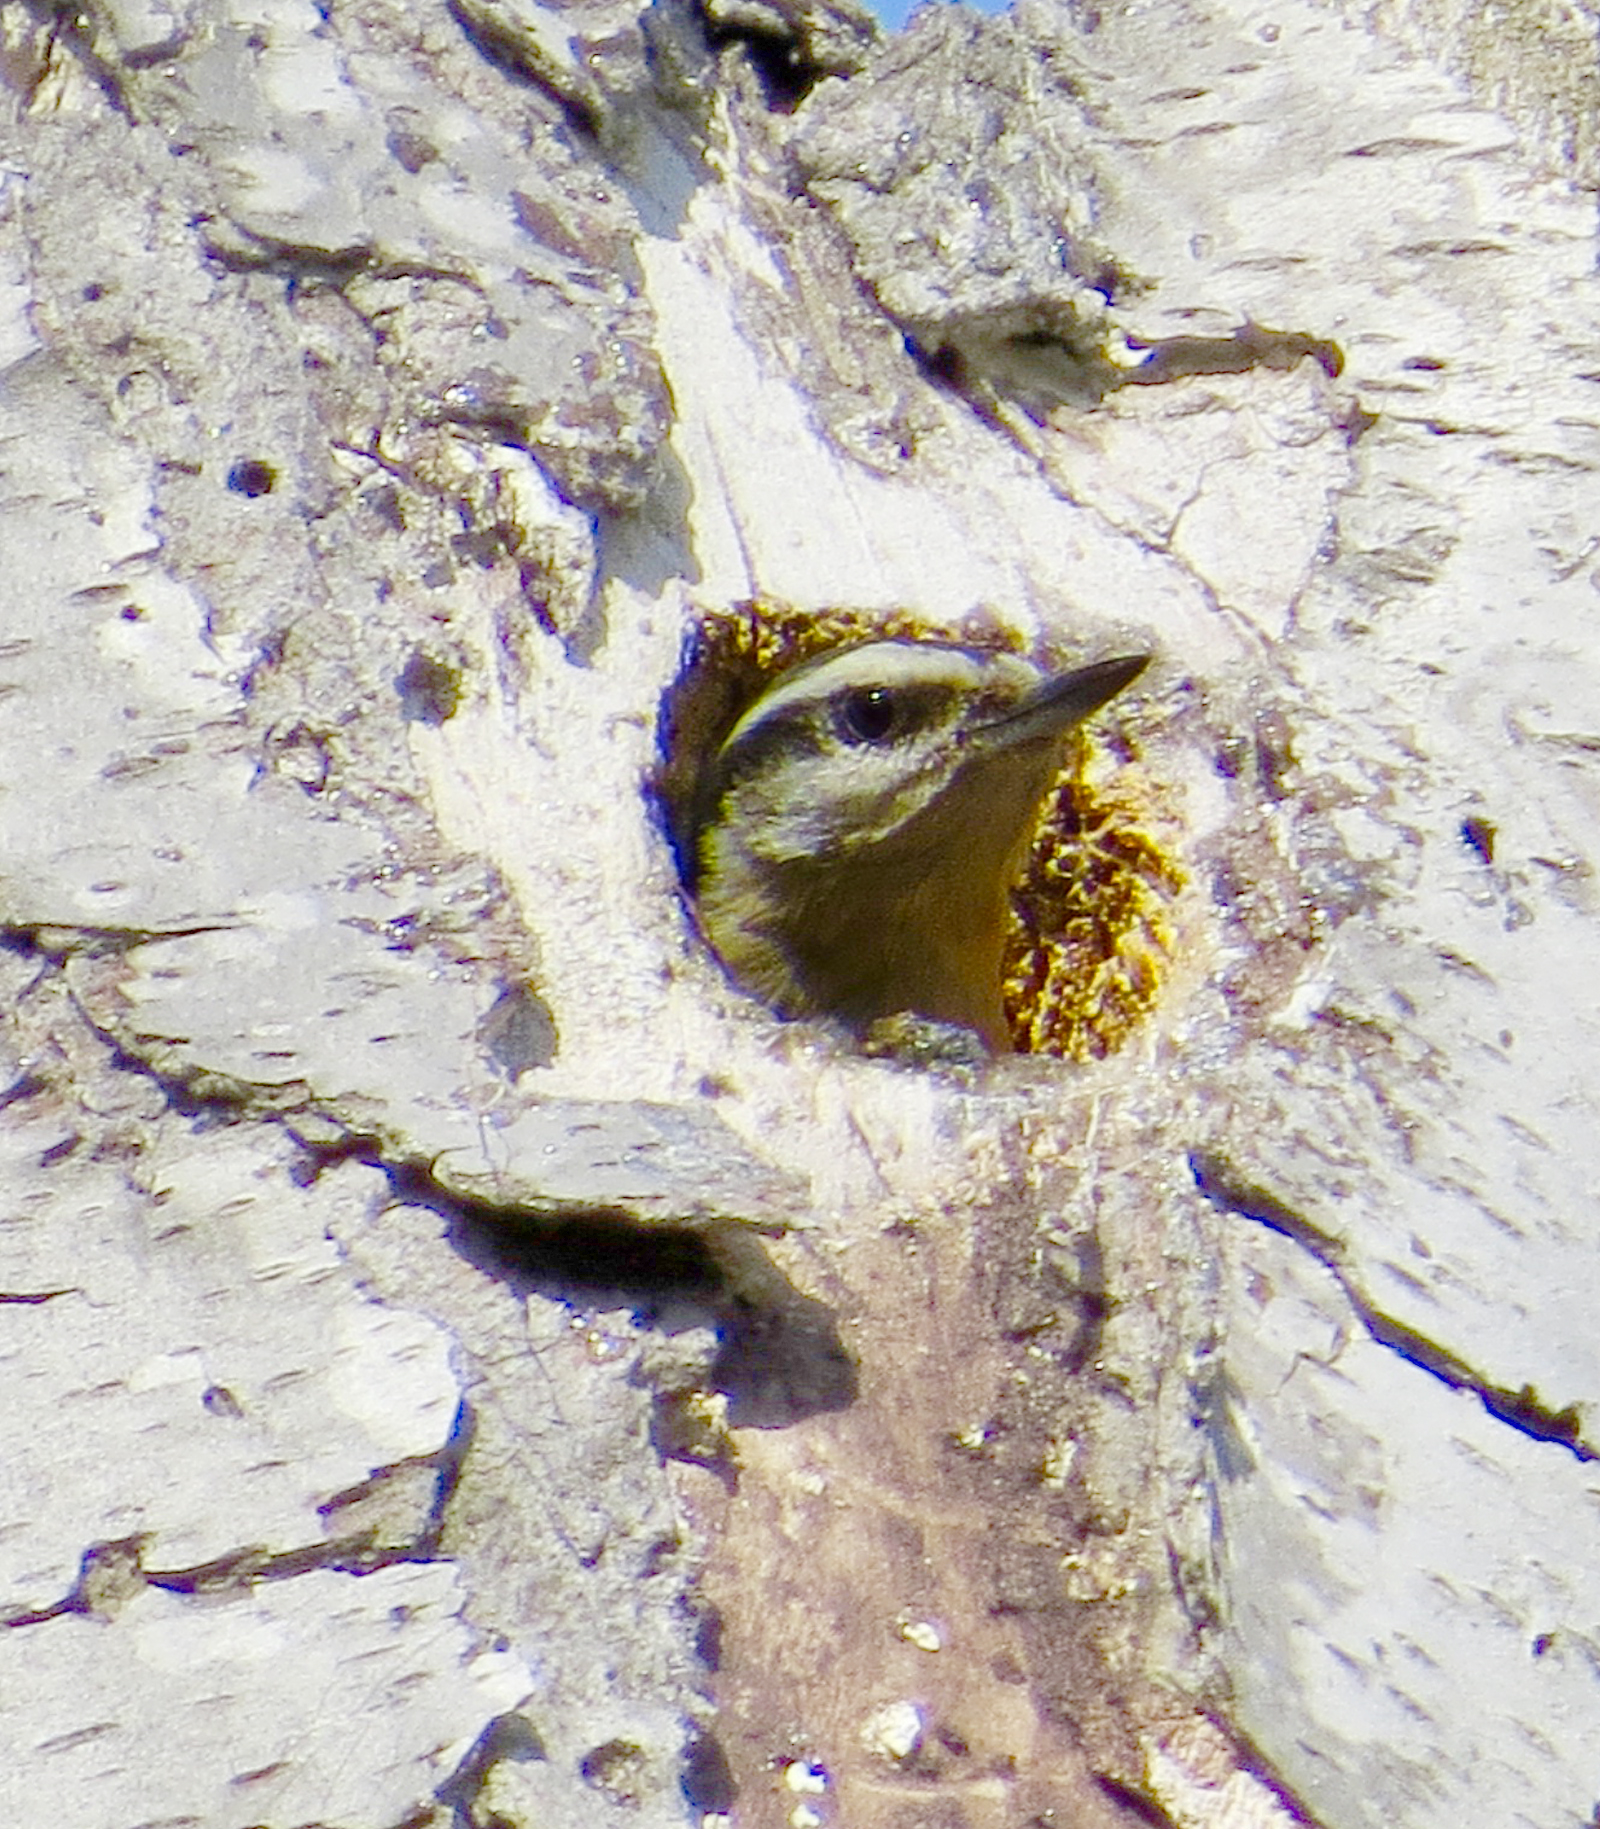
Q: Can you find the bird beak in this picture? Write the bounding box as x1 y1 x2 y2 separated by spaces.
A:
975 653 1151 752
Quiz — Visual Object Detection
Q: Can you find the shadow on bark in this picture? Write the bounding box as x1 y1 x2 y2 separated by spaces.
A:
446 1206 857 1428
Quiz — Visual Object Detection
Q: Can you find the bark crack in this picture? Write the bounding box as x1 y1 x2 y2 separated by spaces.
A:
1 1424 470 1629
1190 1150 1595 1463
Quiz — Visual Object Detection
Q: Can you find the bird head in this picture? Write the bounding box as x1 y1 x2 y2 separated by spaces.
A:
690 638 1151 1047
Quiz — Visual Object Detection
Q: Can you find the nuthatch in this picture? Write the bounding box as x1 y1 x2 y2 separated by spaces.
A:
690 639 1150 1051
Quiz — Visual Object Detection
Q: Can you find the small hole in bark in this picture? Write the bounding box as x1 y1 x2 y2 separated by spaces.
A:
1460 815 1496 865
395 649 462 725
581 1738 647 1805
479 982 559 1076
682 1731 737 1812
226 458 276 497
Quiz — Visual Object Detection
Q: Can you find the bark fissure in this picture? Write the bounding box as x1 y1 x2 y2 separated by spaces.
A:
1191 1151 1595 1463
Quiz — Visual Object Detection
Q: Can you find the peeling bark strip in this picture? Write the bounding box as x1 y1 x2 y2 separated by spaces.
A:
4 0 1600 1823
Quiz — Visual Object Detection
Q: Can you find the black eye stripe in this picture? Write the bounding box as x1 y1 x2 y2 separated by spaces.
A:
704 677 961 833
702 708 824 815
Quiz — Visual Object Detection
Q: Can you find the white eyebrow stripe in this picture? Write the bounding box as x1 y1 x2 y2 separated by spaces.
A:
721 641 1036 751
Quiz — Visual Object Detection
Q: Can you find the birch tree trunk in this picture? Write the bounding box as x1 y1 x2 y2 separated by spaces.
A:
3 0 1597 1825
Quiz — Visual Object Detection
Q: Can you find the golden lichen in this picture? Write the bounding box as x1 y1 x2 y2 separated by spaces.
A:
1003 741 1183 1059
661 599 1183 1059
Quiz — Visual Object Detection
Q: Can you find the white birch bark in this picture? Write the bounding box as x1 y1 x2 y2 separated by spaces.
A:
1 0 1595 1824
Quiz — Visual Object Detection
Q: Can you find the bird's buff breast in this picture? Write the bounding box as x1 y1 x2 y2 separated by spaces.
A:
697 823 1027 1050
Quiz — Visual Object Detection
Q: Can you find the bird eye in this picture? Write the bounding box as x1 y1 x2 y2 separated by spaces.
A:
837 685 899 745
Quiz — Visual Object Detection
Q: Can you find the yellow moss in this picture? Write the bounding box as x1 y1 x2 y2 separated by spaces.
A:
664 600 1182 1059
1003 742 1183 1059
